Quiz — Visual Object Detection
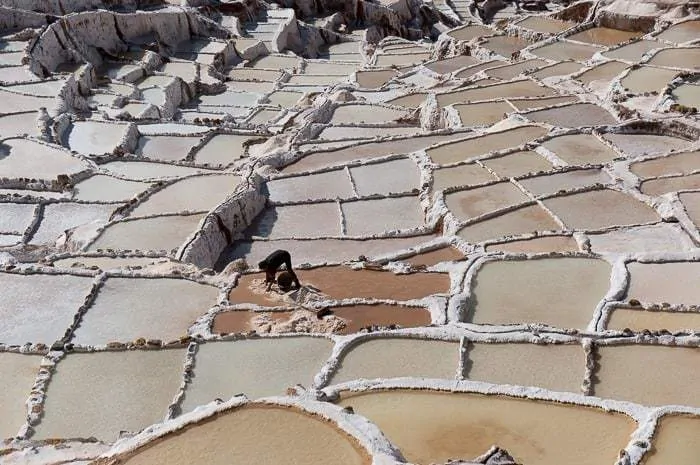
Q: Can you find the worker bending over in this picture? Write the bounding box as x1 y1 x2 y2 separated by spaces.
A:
258 249 301 291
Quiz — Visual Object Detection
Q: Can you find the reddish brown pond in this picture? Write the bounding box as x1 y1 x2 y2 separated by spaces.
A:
332 305 432 333
298 267 450 300
229 268 450 304
403 246 465 267
212 305 431 335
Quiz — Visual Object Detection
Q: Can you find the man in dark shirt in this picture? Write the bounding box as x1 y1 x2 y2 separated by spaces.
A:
258 249 301 291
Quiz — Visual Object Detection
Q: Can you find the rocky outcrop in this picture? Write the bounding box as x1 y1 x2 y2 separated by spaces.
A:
0 0 165 15
27 9 230 76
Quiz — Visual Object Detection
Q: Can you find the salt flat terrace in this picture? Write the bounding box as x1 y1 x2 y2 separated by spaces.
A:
0 1 699 465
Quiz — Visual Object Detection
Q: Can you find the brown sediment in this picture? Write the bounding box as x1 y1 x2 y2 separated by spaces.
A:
338 390 635 465
297 267 450 301
403 246 464 267
447 24 495 41
642 414 700 465
518 16 575 34
115 405 370 465
467 257 611 329
528 61 583 79
485 235 580 253
655 20 700 44
485 59 548 80
606 307 700 332
595 345 700 407
230 267 449 304
453 60 502 79
212 310 256 333
332 304 432 333
229 274 295 307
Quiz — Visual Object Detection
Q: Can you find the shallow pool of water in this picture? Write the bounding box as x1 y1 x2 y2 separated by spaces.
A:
531 40 603 62
467 257 610 328
595 344 700 407
36 349 185 441
481 150 552 178
73 277 218 345
129 174 240 217
88 214 204 252
181 338 332 410
0 353 41 439
331 339 459 384
338 390 635 465
543 189 660 230
647 48 700 70
427 125 548 165
454 101 512 126
643 414 700 465
465 342 585 393
446 182 530 222
620 66 679 93
458 204 561 243
568 27 641 46
120 404 370 465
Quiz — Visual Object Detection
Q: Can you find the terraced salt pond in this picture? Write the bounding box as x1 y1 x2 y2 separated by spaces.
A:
115 405 370 465
606 307 700 332
464 342 585 393
427 125 548 165
129 174 240 217
338 390 635 465
74 277 218 345
37 349 185 441
3 4 700 462
466 258 611 328
331 339 459 384
88 214 205 252
181 338 332 411
0 353 42 438
594 345 700 407
643 415 700 465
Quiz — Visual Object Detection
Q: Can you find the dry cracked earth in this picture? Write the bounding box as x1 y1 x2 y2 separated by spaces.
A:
0 0 699 464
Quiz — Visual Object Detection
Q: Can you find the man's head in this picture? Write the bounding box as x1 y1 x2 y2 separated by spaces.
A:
258 260 268 270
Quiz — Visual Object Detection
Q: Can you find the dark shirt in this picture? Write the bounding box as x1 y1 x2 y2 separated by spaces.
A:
262 250 291 271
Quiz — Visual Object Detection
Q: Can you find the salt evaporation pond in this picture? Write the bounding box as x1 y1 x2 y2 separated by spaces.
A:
338 390 635 465
116 405 370 465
